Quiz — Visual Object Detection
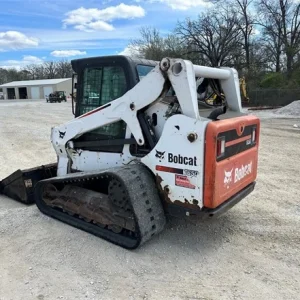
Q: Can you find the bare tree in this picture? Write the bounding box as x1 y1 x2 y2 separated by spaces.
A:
0 68 9 85
163 34 186 58
256 0 300 77
56 60 73 78
0 67 36 85
44 61 57 79
256 0 284 72
127 26 187 61
261 28 283 72
0 60 73 85
175 7 243 67
280 0 300 76
234 0 255 71
213 0 255 70
24 64 41 80
129 27 164 60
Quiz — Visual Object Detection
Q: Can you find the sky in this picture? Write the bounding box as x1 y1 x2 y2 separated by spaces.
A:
0 0 213 69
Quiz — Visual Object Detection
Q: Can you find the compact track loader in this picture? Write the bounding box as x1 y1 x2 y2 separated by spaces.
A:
0 56 260 249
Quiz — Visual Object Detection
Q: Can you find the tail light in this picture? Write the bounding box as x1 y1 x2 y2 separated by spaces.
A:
252 128 256 143
216 137 225 157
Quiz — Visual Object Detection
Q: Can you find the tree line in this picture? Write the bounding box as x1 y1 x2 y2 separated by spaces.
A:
127 0 300 89
0 60 73 85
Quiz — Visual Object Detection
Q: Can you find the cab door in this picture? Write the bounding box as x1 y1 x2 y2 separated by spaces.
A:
73 64 129 153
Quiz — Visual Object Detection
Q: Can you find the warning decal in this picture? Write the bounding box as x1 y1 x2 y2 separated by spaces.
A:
175 174 195 189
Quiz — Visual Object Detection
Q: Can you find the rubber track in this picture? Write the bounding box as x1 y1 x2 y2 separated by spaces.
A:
34 164 166 249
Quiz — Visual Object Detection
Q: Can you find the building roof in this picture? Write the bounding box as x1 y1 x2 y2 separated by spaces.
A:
0 78 71 88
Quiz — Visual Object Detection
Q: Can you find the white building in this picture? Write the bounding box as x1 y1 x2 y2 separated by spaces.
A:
0 78 72 100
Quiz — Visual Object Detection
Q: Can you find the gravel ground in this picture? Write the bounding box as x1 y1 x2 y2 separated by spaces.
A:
0 100 300 300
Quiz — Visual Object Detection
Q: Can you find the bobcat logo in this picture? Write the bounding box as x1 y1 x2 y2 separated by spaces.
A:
155 150 165 159
224 169 233 189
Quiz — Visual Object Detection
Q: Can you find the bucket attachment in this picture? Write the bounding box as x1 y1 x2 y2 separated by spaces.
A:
0 163 57 204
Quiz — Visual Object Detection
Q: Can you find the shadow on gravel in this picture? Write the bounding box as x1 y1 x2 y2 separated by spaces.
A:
0 192 238 255
138 212 238 254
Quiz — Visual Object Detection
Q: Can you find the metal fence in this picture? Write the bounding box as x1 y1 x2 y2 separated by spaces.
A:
247 89 300 107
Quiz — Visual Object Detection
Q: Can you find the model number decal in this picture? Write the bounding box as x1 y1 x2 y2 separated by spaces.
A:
156 165 199 178
183 169 199 177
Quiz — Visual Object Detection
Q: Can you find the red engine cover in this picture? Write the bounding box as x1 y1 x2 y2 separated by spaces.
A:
203 115 260 209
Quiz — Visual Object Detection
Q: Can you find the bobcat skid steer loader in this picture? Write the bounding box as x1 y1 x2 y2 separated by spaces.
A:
0 56 260 249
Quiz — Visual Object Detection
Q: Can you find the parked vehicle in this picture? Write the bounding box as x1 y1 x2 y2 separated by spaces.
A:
46 91 67 103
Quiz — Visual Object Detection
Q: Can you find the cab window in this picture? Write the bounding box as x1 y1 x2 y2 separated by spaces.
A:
79 65 127 140
136 65 154 80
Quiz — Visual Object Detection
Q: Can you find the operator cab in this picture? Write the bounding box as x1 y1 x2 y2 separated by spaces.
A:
71 55 158 154
72 55 158 117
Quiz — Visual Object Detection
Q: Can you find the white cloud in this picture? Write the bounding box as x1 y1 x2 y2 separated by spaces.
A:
63 3 146 32
148 0 213 10
0 31 38 51
118 47 132 56
74 21 114 32
51 50 87 57
118 45 141 57
0 55 43 70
